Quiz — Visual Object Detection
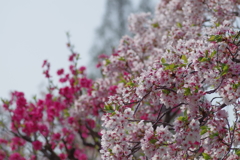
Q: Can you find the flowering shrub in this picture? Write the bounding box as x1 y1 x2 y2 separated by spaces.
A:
0 36 103 159
1 0 240 159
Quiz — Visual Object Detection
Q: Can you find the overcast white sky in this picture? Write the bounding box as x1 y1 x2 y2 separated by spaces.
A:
0 0 106 100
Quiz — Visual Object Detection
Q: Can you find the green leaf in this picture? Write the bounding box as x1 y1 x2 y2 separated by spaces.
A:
178 116 188 122
200 126 208 135
176 22 182 28
183 109 187 117
104 105 111 110
208 35 223 42
163 63 179 71
152 23 159 28
215 22 220 27
123 40 129 45
108 148 113 153
205 50 209 57
0 121 4 127
180 64 187 67
220 71 227 76
220 64 229 76
32 95 37 101
216 36 222 42
76 54 80 60
118 57 126 61
194 86 199 93
169 64 176 69
209 132 219 139
1 99 9 105
111 112 116 116
162 89 170 95
222 64 229 72
162 63 169 66
233 84 238 89
104 105 115 113
63 109 70 117
210 50 217 58
198 57 210 62
126 82 135 87
232 82 240 90
149 139 158 144
181 55 188 63
105 59 111 66
198 57 209 62
202 153 212 160
106 110 115 114
235 149 240 156
215 76 220 80
183 88 191 96
161 58 166 63
214 64 220 70
208 35 216 41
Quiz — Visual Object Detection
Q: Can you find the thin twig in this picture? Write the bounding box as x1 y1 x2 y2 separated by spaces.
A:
205 78 224 94
133 88 153 116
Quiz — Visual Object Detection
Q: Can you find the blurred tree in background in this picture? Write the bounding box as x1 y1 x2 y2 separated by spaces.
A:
89 0 156 77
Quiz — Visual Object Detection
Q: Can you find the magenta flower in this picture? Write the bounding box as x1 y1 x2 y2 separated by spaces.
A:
32 140 42 150
9 153 25 160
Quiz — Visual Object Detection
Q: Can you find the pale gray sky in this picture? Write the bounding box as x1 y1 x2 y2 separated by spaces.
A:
0 0 105 99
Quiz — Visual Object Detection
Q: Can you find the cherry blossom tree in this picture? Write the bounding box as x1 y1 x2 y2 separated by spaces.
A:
1 0 240 160
99 0 240 159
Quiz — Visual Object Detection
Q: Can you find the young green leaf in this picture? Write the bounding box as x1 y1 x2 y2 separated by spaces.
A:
202 153 212 160
210 50 217 58
181 55 188 63
152 23 159 28
161 58 166 63
183 88 191 96
176 22 182 28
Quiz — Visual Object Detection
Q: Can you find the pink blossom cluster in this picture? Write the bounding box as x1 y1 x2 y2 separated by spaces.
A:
100 0 240 159
0 39 100 159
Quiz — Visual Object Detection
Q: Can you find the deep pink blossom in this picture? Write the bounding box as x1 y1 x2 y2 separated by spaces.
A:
79 66 86 72
69 53 76 61
0 138 7 144
32 140 42 150
52 133 61 141
57 69 64 75
9 153 25 160
74 149 87 160
59 153 67 160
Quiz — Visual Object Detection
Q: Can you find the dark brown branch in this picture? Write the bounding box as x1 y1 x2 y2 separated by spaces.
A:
153 105 164 128
233 31 240 44
128 119 173 127
133 87 153 116
127 142 141 158
157 103 186 122
210 96 222 103
155 86 177 94
222 109 239 159
226 46 240 63
205 78 224 94
85 123 101 150
78 130 96 148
